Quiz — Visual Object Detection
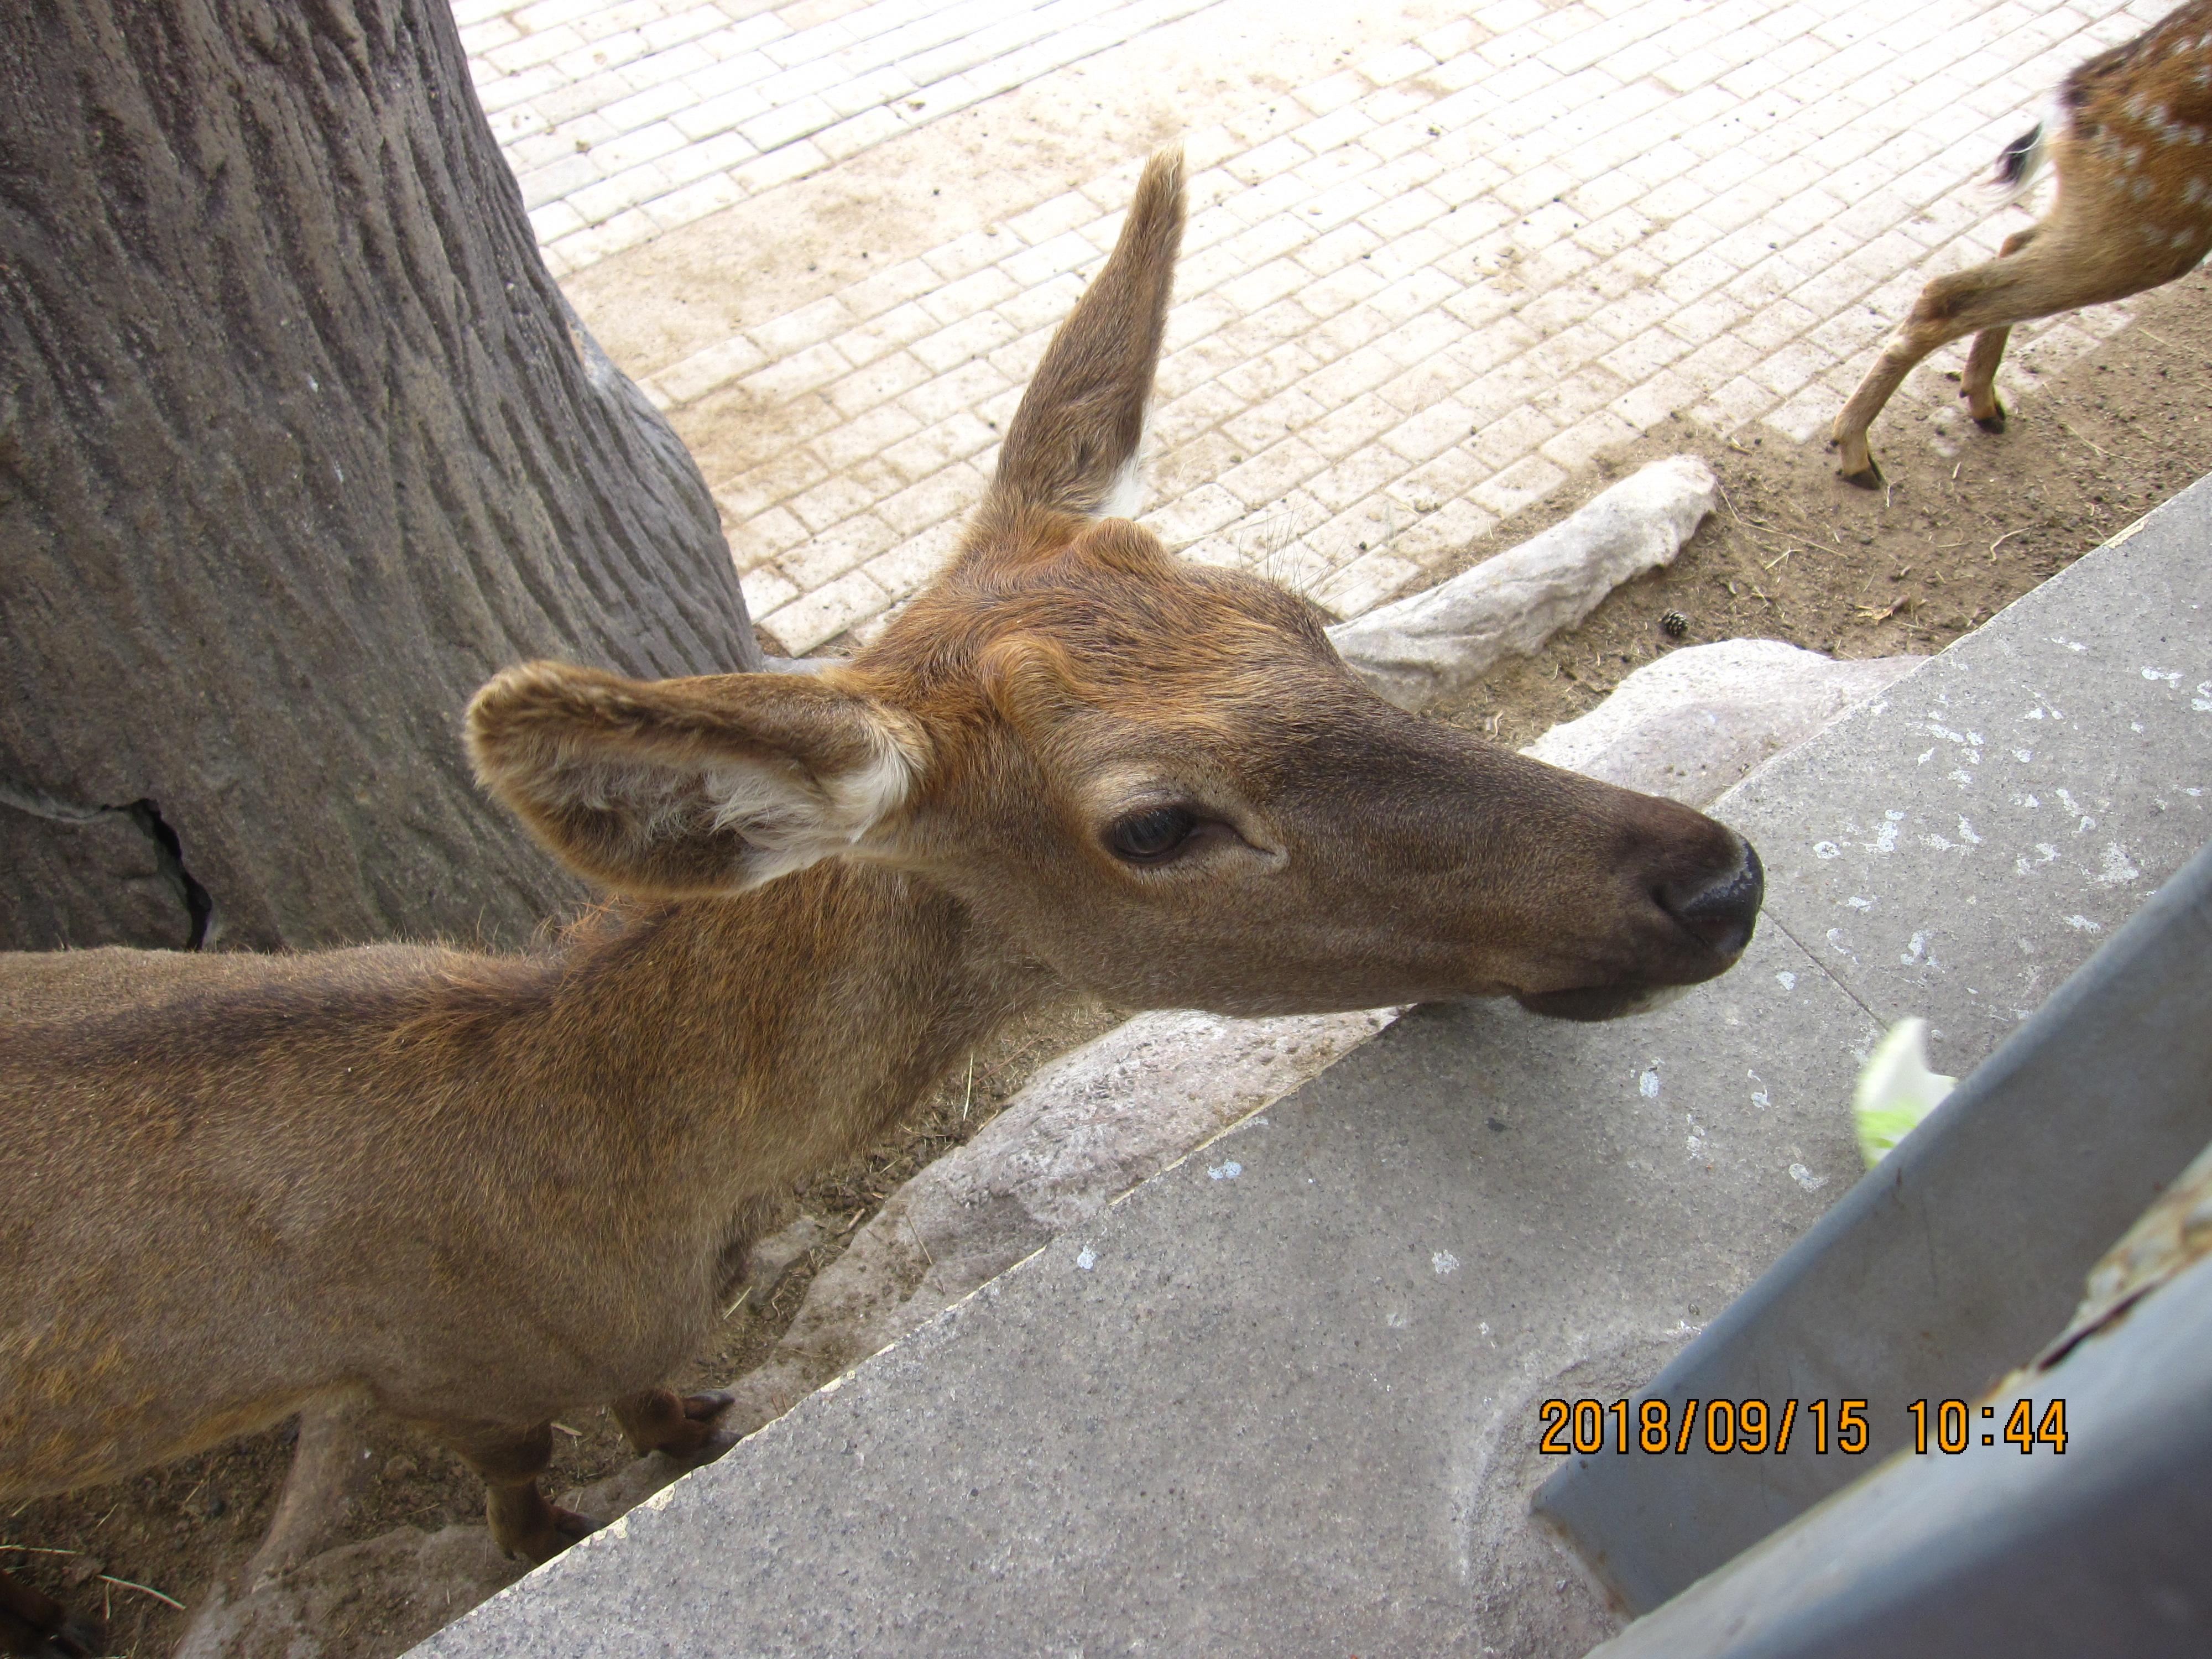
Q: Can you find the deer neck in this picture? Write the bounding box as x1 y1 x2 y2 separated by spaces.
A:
521 860 1057 1200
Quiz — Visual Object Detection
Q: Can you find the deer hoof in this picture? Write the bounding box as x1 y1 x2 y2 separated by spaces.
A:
552 1505 599 1546
500 1505 599 1565
1838 460 1884 489
656 1391 737 1458
1973 408 2007 434
681 1388 734 1422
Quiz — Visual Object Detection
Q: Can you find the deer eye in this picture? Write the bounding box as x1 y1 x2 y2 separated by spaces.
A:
1104 805 1198 864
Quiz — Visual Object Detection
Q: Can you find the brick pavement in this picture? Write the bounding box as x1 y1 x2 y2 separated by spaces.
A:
457 0 1230 278
464 0 2168 654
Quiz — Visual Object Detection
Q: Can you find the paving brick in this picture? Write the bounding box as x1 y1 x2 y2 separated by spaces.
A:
812 399 928 471
643 169 750 230
732 138 829 194
1222 387 1329 452
649 333 771 407
909 309 1022 375
916 264 1021 327
542 206 657 274
1390 441 1490 508
1539 408 1642 470
999 229 1100 290
875 461 988 536
1218 438 1330 510
1380 399 1481 467
1305 443 1414 514
1373 353 1473 420
722 498 810 561
669 83 770 142
1472 451 1571 518
737 338 854 405
880 410 999 482
780 510 902 588
1467 401 1560 470
1302 389 1409 462
816 104 910 160
1311 545 1421 617
838 259 944 322
1459 357 1556 427
760 566 891 653
1601 325 1694 382
1691 371 1784 430
1761 382 1845 443
517 149 603 211
1217 342 1326 407
1139 481 1248 547
864 521 962 596
899 355 1015 427
713 447 831 521
738 565 801 618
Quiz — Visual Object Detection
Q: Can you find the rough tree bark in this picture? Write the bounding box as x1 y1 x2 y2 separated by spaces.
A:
0 0 763 952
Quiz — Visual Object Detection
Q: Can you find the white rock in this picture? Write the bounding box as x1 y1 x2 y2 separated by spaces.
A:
1522 638 1924 807
1327 456 1719 711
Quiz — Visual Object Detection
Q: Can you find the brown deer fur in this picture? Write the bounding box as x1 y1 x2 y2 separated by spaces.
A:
0 150 1764 1653
1833 0 2212 484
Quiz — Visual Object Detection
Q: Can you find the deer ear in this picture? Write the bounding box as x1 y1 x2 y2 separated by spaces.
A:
975 147 1184 535
466 662 923 896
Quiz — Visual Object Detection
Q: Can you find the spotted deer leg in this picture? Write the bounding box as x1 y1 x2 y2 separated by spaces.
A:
441 1421 596 1564
1835 208 2160 488
612 1386 735 1458
1832 268 2017 487
1959 227 2043 430
0 1567 104 1659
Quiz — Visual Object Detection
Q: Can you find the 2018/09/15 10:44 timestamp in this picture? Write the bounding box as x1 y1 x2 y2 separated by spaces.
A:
1536 1397 2069 1457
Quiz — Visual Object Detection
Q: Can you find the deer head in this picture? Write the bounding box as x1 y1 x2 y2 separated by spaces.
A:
470 150 1762 1023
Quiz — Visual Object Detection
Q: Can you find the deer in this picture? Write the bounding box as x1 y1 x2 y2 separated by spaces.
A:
1831 0 2212 485
0 149 1766 1658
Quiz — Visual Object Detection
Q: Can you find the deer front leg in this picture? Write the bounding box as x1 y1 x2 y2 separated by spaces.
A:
0 1567 104 1659
612 1386 735 1459
442 1421 597 1564
1833 307 1968 488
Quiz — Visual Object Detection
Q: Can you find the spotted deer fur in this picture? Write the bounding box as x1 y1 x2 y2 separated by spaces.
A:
1833 0 2212 484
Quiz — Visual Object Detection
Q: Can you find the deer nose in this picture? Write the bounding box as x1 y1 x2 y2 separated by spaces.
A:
1657 838 1764 958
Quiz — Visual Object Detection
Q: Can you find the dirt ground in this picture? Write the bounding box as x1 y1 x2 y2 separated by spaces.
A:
11 271 2212 1657
1434 276 2212 746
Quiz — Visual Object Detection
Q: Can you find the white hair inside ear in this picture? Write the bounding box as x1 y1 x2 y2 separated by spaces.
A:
702 722 917 885
1095 412 1151 521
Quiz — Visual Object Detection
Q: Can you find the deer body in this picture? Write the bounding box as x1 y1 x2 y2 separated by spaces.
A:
1 868 1032 1505
2 151 1765 1654
1833 0 2212 483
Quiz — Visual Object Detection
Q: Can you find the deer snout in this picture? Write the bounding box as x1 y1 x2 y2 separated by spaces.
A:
1656 837 1764 959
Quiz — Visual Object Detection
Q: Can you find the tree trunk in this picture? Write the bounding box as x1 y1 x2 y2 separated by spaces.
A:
0 0 763 952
